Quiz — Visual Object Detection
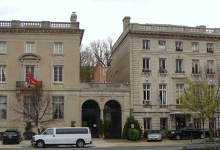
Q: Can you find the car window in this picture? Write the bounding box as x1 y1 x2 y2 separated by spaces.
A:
43 129 53 135
149 130 160 133
5 132 16 135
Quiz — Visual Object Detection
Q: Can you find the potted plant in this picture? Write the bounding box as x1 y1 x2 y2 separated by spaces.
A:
98 119 104 138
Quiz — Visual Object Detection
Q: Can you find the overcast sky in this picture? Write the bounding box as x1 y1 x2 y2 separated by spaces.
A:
1 0 219 46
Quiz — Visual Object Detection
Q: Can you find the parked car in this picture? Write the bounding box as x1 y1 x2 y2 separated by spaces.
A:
3 129 21 144
147 129 163 141
167 126 209 140
31 127 92 148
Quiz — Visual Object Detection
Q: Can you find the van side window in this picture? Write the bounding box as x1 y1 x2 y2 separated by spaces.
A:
56 128 88 134
44 129 53 135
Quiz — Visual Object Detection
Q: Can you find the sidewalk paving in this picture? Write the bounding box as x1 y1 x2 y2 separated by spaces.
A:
0 138 209 148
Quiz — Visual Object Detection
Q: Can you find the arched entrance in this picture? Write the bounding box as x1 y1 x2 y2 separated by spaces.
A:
82 100 100 138
104 100 121 139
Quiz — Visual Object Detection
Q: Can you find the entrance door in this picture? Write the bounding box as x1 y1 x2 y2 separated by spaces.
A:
82 100 100 138
176 117 185 130
104 100 121 139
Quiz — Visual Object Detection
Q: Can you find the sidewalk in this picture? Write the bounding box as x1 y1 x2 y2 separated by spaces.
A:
0 138 206 148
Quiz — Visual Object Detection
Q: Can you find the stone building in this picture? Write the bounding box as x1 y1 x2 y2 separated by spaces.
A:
106 16 220 131
0 13 130 139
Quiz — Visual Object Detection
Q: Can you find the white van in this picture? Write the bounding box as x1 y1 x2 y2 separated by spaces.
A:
31 127 92 148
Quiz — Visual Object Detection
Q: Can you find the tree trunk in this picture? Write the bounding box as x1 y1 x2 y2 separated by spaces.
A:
209 121 213 140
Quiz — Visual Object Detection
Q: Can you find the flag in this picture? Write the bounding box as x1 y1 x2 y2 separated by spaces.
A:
29 71 39 88
157 92 161 105
184 88 187 95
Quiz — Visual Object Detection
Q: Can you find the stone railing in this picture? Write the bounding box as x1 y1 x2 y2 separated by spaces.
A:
0 20 79 29
80 83 130 91
135 24 218 34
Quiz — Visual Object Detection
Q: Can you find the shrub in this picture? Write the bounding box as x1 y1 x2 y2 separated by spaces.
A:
82 121 88 127
122 109 142 140
129 129 139 141
164 130 171 138
71 121 75 127
144 130 149 138
98 119 104 135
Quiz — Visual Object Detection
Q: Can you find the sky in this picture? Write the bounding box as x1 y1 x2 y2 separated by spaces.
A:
1 0 220 46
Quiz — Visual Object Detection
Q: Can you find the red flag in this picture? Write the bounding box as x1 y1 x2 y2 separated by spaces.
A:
29 71 39 88
184 88 187 95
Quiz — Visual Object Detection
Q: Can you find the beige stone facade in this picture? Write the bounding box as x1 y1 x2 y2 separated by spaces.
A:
107 16 220 131
0 13 130 139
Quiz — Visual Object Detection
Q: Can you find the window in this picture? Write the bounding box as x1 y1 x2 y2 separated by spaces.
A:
0 66 6 82
53 97 64 119
158 40 166 50
115 71 117 82
0 96 7 119
143 84 150 104
43 129 54 135
176 85 184 104
23 96 35 120
144 118 151 129
207 43 214 52
54 42 63 54
143 40 150 49
143 58 150 72
103 69 107 76
0 42 6 53
54 66 63 83
26 42 35 53
176 59 183 73
207 60 214 74
160 118 168 130
175 42 182 51
159 85 166 105
194 118 201 129
192 60 199 74
25 66 34 82
159 59 167 73
192 42 199 52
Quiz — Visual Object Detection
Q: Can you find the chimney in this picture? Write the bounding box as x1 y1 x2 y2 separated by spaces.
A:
70 12 77 22
123 16 131 31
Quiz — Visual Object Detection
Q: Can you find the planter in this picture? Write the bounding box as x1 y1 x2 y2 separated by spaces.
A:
99 134 103 138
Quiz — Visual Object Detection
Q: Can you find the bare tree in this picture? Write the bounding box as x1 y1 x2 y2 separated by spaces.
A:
80 46 95 82
90 36 114 67
10 88 54 134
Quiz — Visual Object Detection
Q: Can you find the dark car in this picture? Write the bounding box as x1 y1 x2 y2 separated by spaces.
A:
3 129 21 144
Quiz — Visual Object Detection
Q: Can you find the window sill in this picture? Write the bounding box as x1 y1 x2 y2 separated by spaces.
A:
52 53 65 57
53 82 63 84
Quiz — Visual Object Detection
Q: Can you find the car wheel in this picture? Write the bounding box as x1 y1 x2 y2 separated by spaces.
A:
175 134 181 140
3 142 5 144
200 133 204 139
17 141 20 144
76 139 85 148
37 140 45 148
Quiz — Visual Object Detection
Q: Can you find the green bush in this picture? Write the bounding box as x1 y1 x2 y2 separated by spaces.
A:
122 110 142 140
98 119 104 135
164 130 171 138
144 130 149 138
71 121 75 127
129 129 139 141
82 121 88 127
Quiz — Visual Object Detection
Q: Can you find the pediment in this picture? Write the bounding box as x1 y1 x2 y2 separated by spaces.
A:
19 53 41 60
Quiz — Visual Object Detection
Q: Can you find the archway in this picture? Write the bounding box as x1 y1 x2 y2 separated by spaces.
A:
104 100 121 139
82 100 100 138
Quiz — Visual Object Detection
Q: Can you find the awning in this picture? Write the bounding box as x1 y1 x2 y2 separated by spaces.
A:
169 112 184 115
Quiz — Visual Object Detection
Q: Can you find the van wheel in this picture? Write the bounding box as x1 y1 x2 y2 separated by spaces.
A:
37 140 45 148
76 139 85 148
